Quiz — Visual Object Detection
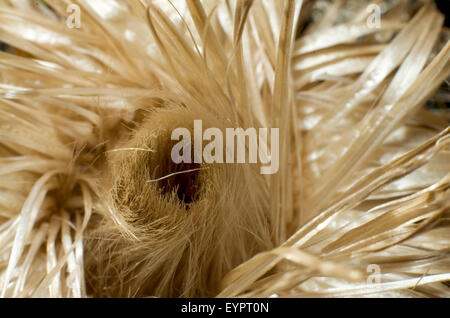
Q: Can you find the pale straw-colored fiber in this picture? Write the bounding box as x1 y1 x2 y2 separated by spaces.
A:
0 0 448 297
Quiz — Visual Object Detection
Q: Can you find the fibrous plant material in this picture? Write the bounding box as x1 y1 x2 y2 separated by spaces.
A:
87 107 273 297
0 0 449 298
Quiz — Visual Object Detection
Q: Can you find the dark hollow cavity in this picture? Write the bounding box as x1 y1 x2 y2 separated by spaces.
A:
157 160 202 206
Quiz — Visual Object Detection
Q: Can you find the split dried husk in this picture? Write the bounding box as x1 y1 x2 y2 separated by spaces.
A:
0 0 449 297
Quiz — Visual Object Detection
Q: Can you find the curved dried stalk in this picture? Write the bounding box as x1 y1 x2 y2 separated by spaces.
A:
0 0 448 298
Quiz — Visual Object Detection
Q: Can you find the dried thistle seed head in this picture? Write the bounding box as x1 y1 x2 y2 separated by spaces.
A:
84 107 274 297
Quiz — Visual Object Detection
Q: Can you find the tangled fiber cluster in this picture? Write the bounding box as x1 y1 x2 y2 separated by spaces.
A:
0 0 449 297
